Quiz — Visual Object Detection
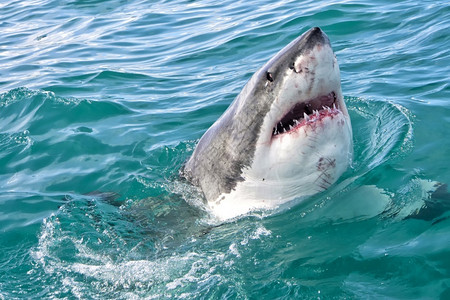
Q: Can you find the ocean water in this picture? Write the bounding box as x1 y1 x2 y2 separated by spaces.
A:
1 0 449 298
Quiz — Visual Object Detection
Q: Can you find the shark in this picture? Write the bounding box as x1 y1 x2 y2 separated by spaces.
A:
182 27 353 220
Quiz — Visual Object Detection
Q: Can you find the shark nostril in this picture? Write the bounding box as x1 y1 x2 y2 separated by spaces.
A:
266 71 274 82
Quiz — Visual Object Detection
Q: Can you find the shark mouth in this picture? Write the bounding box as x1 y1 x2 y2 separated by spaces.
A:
272 91 338 136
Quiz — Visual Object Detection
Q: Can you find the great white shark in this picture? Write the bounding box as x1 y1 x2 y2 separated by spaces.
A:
182 27 353 220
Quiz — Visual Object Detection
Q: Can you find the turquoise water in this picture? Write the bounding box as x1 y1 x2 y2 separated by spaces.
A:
1 0 449 298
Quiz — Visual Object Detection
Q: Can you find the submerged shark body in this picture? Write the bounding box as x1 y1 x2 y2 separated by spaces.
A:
183 27 353 220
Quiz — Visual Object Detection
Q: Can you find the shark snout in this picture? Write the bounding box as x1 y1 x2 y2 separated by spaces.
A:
301 27 331 50
263 27 332 86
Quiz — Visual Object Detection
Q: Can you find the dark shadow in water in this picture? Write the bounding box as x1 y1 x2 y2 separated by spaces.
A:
404 183 450 225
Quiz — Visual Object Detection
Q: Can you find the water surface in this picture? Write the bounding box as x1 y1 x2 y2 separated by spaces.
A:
1 0 449 298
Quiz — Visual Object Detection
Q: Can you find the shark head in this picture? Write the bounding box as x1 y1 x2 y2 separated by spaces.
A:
183 27 353 220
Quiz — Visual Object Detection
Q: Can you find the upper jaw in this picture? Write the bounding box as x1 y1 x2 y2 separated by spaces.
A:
272 91 340 136
267 43 344 139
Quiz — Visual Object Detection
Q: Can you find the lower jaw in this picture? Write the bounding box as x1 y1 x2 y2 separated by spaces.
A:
272 107 344 139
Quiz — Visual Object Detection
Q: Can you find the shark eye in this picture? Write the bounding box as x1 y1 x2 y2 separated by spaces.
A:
266 71 274 82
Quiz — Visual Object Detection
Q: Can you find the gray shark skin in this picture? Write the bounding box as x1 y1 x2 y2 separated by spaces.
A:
182 27 353 219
